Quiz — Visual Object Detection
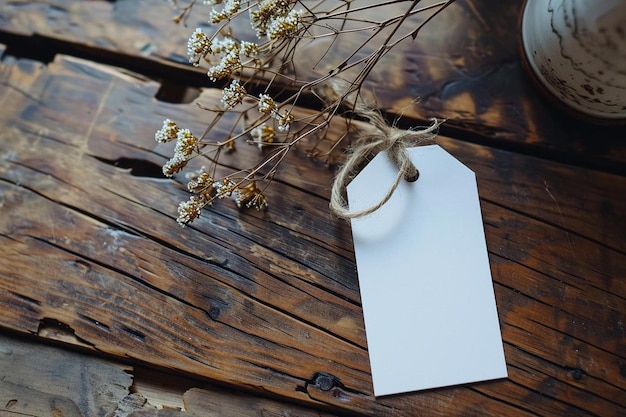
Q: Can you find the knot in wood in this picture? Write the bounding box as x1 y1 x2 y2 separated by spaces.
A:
311 372 339 392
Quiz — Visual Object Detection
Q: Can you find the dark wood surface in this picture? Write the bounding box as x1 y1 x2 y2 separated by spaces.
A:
0 1 624 416
1 0 625 172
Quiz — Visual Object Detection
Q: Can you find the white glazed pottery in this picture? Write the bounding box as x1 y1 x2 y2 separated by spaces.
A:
520 0 626 123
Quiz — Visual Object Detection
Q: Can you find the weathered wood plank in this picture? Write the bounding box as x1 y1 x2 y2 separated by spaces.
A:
1 0 625 171
0 381 83 417
0 332 342 417
0 332 131 416
130 369 341 417
0 53 624 416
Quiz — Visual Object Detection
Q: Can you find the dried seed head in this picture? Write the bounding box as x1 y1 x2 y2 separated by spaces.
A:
162 156 188 177
210 9 228 23
275 111 294 132
267 9 303 41
221 79 247 109
207 50 241 81
233 182 268 210
174 129 199 160
213 178 237 198
211 37 239 54
258 94 276 115
240 41 260 57
250 124 275 149
187 28 212 66
155 119 180 143
250 0 293 38
177 195 209 226
187 171 215 193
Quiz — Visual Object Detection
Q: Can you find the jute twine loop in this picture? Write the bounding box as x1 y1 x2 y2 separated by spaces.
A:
330 107 441 219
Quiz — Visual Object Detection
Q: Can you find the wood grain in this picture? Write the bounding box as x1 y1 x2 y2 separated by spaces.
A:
1 0 625 173
0 49 624 416
0 332 341 417
0 333 131 416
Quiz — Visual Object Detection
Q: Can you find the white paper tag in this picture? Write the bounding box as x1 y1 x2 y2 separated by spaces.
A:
347 145 507 397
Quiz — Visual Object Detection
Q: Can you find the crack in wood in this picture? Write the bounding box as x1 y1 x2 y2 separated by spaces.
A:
37 317 97 348
93 156 166 179
29 235 219 323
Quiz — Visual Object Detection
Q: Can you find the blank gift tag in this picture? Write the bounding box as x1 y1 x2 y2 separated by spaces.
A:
347 145 507 397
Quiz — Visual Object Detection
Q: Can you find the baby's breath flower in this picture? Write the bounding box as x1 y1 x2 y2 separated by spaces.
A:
258 94 276 115
157 0 453 222
209 0 241 22
211 37 239 54
240 41 260 57
267 9 303 41
187 170 215 193
250 124 275 149
162 129 199 177
155 119 180 143
208 50 241 81
221 79 247 109
213 178 237 198
224 0 241 16
163 156 188 177
177 195 208 226
174 129 199 160
210 9 228 23
250 0 293 38
207 64 230 82
187 28 212 66
233 182 268 210
275 111 294 132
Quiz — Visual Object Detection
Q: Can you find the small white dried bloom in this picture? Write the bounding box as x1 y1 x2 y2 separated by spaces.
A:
174 129 199 160
250 124 275 149
221 50 242 72
210 9 228 24
187 170 214 193
232 182 268 210
203 0 223 5
177 195 209 226
267 9 302 41
213 178 237 198
211 37 239 54
187 28 212 66
155 119 179 143
207 63 230 82
207 51 240 81
161 128 199 177
240 41 260 57
209 0 240 22
224 0 241 15
275 111 294 132
258 94 276 115
250 0 292 38
221 79 247 109
163 156 188 177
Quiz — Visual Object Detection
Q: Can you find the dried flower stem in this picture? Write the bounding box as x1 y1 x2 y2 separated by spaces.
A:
158 0 453 225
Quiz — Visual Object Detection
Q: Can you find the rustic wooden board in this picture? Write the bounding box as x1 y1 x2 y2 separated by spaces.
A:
0 333 132 416
0 52 624 416
0 381 83 417
131 369 341 417
0 332 339 417
1 0 625 173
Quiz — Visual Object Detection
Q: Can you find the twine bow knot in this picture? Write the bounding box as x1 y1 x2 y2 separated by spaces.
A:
330 108 440 219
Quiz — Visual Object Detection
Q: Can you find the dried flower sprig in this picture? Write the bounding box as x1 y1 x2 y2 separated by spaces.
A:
159 0 454 225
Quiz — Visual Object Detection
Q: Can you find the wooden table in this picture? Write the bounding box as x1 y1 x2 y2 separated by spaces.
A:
0 1 624 416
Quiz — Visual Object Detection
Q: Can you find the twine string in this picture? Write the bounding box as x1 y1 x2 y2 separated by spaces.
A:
330 107 440 219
